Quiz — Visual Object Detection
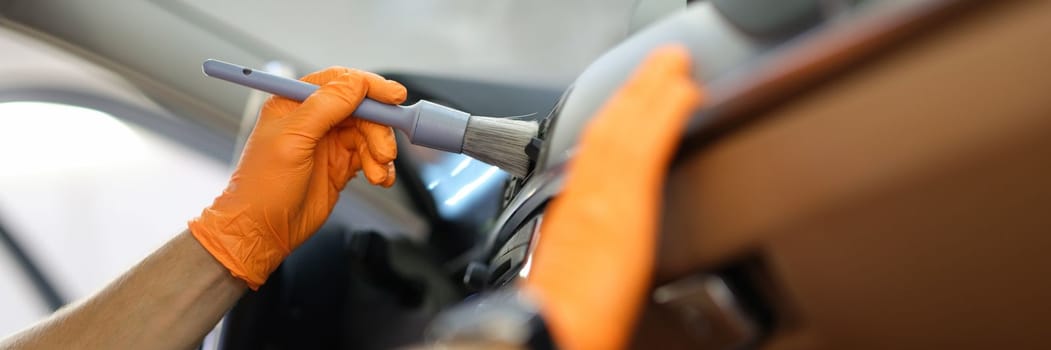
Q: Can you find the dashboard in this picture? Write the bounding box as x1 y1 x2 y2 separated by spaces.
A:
470 0 887 290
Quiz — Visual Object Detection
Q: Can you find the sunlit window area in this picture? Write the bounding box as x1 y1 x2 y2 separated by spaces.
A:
0 102 146 176
0 101 230 335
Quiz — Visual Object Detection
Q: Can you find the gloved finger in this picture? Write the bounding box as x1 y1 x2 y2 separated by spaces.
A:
332 159 358 193
346 145 362 181
303 68 404 104
322 135 350 186
357 143 390 185
380 161 396 188
330 128 368 189
299 66 353 86
258 66 355 121
357 119 398 163
259 95 301 121
302 67 405 104
335 120 397 164
335 127 367 181
337 126 362 149
332 73 406 130
288 71 368 140
358 71 408 104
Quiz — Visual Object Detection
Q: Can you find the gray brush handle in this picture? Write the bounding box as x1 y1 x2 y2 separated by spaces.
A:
202 59 417 133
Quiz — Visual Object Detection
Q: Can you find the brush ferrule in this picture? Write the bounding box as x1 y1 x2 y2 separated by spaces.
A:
411 101 470 153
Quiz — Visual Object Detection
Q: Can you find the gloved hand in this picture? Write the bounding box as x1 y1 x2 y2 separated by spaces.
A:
524 45 704 349
189 67 407 290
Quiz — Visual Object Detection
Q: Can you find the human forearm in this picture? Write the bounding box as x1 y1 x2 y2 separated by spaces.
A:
0 68 405 349
0 231 245 350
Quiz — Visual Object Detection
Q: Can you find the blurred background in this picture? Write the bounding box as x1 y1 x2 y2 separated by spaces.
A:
0 0 681 336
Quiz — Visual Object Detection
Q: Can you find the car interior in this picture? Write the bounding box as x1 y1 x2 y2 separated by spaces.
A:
2 0 1050 349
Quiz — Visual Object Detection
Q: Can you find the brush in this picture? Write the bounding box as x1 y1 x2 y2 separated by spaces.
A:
202 59 537 177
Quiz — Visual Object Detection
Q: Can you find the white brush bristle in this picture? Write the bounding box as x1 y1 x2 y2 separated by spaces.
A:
462 116 538 177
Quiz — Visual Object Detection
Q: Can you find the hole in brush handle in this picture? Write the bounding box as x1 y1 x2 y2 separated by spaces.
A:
203 59 317 101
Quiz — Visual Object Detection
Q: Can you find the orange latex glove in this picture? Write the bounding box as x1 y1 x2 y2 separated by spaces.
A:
189 67 406 290
524 45 704 349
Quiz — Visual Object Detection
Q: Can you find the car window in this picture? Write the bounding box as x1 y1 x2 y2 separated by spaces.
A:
0 101 229 322
0 244 49 337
